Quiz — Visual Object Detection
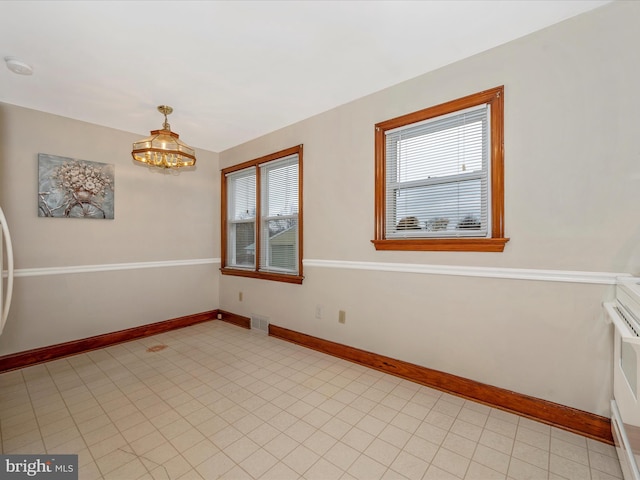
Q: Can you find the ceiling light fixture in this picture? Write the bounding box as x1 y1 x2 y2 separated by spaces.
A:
4 56 33 75
131 105 196 170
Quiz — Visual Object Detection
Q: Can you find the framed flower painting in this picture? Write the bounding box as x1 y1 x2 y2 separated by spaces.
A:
38 154 115 219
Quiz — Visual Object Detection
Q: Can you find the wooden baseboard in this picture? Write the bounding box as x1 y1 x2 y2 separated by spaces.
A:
0 310 218 373
269 324 613 444
217 310 251 329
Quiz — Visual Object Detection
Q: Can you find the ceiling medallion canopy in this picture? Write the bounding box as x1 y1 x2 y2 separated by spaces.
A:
131 105 196 170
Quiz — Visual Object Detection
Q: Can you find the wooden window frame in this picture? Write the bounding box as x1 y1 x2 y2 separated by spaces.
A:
372 86 509 252
221 145 303 284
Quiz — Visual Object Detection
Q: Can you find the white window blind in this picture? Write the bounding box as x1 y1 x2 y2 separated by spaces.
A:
226 168 256 268
385 104 490 238
260 154 299 274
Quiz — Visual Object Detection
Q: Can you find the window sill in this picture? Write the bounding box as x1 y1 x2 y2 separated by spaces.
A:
371 238 509 252
220 267 304 284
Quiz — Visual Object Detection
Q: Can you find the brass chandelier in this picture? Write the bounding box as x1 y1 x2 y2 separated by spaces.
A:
131 105 196 169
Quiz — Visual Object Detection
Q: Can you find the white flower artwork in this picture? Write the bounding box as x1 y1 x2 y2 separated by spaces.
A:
38 154 115 219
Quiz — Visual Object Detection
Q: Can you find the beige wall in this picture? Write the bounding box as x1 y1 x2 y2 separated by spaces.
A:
0 103 220 355
219 1 640 416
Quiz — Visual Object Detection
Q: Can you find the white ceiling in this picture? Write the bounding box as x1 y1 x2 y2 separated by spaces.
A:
0 0 611 153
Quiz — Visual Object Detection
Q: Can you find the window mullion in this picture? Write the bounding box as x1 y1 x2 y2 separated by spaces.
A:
255 166 262 274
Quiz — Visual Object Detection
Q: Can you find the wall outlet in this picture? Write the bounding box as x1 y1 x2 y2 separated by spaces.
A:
239 291 243 302
315 305 323 319
338 310 346 324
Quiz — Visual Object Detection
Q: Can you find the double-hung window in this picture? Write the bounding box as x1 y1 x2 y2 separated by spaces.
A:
372 86 508 252
221 145 303 284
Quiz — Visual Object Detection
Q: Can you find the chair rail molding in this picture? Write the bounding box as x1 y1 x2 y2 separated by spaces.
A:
4 258 220 278
303 259 628 285
5 258 627 285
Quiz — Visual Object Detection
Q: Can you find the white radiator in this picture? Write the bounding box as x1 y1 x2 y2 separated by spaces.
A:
605 278 640 480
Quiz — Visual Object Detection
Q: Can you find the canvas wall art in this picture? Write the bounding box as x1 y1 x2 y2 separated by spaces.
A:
38 154 115 219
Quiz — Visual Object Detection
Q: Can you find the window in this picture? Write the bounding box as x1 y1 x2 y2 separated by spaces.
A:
221 145 303 284
372 86 508 252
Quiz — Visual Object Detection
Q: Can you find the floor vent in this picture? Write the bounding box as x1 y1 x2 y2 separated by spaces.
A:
251 315 269 333
146 344 168 352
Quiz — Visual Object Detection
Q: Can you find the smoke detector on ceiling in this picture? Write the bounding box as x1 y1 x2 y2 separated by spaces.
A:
4 57 33 75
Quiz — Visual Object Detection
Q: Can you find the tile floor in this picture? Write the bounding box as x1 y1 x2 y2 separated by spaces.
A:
0 320 624 480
